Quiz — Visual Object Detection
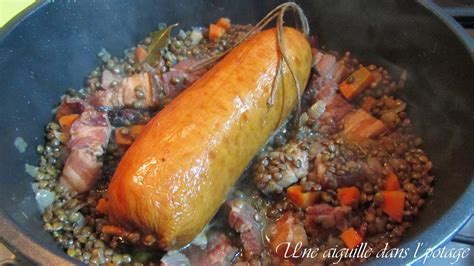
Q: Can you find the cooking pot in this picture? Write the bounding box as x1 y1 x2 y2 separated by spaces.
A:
0 0 472 265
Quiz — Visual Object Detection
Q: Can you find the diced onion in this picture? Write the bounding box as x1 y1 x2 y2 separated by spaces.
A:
35 189 56 213
308 100 326 120
97 48 111 63
160 250 190 266
178 30 187 40
31 183 39 193
25 163 38 178
190 229 208 248
190 29 203 45
14 137 28 153
299 112 309 127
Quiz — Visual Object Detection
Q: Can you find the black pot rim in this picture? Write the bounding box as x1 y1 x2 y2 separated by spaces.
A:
0 0 472 265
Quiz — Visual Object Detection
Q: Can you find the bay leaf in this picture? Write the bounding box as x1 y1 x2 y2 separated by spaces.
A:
145 23 178 65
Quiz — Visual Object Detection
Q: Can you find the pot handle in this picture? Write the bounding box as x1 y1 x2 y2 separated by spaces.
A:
451 214 474 245
423 0 474 53
452 234 474 245
442 7 474 29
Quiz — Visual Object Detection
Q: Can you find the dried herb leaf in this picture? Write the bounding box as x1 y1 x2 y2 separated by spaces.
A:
145 23 178 65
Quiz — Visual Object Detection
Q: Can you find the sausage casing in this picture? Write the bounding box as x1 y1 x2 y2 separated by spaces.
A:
107 27 312 249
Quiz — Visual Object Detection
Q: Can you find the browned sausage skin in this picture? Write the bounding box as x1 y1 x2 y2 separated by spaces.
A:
107 27 312 250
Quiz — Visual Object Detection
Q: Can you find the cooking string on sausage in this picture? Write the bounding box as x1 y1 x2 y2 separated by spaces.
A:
106 2 313 250
189 2 309 125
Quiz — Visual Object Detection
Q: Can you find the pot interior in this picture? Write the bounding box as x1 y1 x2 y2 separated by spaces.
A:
0 0 472 264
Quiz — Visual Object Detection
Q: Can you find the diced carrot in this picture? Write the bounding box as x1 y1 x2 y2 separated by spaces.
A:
59 114 80 132
102 225 124 236
209 24 226 42
216 17 231 30
287 185 318 208
59 134 68 144
339 83 356 100
340 227 363 249
339 67 375 100
136 46 149 64
130 125 145 139
385 172 400 191
380 191 406 222
337 186 360 208
115 127 133 146
96 198 108 214
361 96 376 112
58 114 80 143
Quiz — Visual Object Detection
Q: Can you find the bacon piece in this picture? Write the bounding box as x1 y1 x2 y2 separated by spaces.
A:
268 212 308 258
60 110 111 193
161 58 207 98
311 48 324 67
313 49 350 83
315 54 337 79
181 233 238 266
122 72 158 107
332 61 351 83
312 80 353 134
343 109 387 141
314 80 353 121
55 96 89 121
304 204 351 237
197 233 238 265
227 199 264 260
68 110 111 153
89 72 158 109
90 59 206 109
325 94 354 124
88 88 122 108
60 150 102 193
101 69 123 90
314 79 338 102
